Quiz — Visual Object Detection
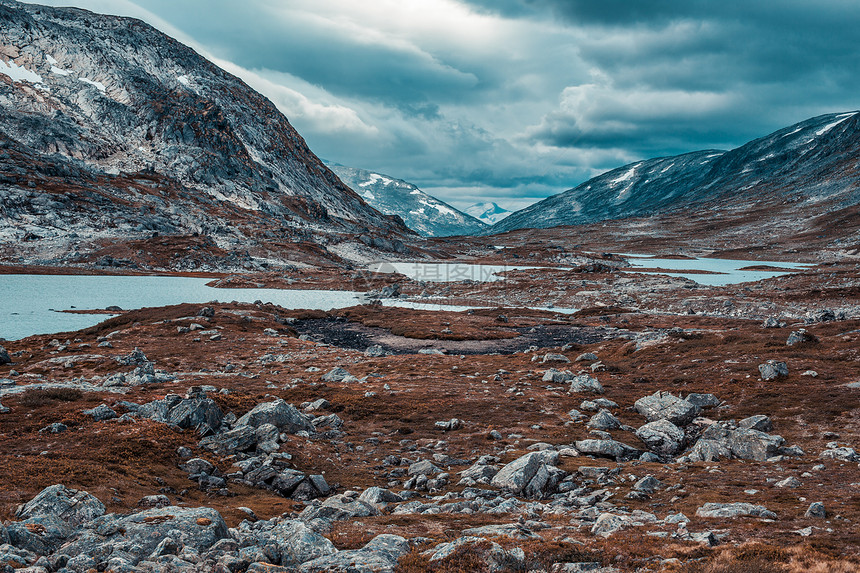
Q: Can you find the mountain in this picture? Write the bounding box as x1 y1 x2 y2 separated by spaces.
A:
490 111 860 235
327 164 486 237
465 202 512 226
0 0 413 271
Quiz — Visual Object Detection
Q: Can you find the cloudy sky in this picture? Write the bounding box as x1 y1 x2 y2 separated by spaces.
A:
26 0 860 212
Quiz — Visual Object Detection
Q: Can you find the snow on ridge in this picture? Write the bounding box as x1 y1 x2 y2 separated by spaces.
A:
50 66 70 76
46 54 58 65
359 173 394 188
362 190 375 200
610 167 636 186
79 77 106 92
419 198 455 217
0 59 43 84
815 113 855 137
177 74 190 86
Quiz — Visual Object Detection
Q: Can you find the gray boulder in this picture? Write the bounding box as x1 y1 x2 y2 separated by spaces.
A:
408 460 441 476
299 494 379 523
245 519 337 567
729 428 785 461
575 439 642 461
358 487 403 508
568 374 604 394
62 506 228 561
165 397 223 435
542 368 572 383
199 424 258 456
695 502 776 519
685 438 732 462
587 409 621 430
635 419 685 457
819 446 859 461
321 367 351 382
16 484 105 528
786 329 817 346
634 392 699 426
805 502 826 519
490 451 562 497
591 513 629 537
738 414 773 432
82 404 117 422
0 346 10 365
237 399 315 434
759 360 788 381
299 534 409 573
632 475 663 494
684 393 721 408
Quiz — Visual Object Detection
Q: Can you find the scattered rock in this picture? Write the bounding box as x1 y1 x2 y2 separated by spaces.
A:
805 502 826 519
82 404 117 422
236 399 315 434
695 502 776 519
634 392 700 426
739 414 773 432
786 329 817 346
759 360 788 381
587 409 621 431
635 419 685 457
568 374 604 394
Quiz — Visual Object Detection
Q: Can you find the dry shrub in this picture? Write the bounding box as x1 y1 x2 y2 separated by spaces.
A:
16 387 83 407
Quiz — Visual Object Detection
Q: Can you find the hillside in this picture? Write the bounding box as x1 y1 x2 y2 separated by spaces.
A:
0 0 414 271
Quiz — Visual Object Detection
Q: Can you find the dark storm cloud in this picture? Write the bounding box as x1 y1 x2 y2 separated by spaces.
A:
23 0 860 210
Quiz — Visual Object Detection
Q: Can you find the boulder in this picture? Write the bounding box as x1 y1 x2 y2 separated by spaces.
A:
165 397 223 435
568 374 604 394
0 346 10 365
805 502 826 519
634 392 699 426
321 367 351 382
728 428 785 461
358 487 403 508
199 424 258 456
61 506 229 561
236 399 314 434
249 519 337 567
632 475 663 495
786 329 817 346
490 450 560 496
685 438 732 462
759 360 788 381
299 534 409 573
635 419 685 457
16 484 105 528
542 353 570 363
542 368 572 383
684 393 721 409
738 414 773 432
591 513 629 537
408 460 441 476
695 502 776 519
575 439 642 461
82 404 117 422
299 494 379 523
587 409 621 431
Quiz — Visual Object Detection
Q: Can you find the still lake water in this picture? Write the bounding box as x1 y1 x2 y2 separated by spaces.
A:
620 255 814 287
1 256 812 340
0 274 364 341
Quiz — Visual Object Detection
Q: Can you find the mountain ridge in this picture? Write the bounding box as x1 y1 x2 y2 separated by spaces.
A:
490 111 860 235
327 163 486 237
0 0 413 270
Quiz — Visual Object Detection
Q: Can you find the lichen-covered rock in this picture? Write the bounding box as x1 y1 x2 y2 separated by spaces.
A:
236 399 315 434
695 503 776 519
635 419 685 456
575 439 642 461
634 392 699 426
490 451 561 496
299 534 409 573
16 484 105 528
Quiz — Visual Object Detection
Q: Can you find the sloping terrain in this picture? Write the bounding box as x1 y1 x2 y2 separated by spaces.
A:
465 201 512 225
492 112 860 240
0 0 414 270
328 164 487 237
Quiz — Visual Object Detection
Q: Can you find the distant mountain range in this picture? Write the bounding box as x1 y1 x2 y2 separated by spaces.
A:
327 164 486 237
490 111 860 235
465 202 512 226
0 0 412 270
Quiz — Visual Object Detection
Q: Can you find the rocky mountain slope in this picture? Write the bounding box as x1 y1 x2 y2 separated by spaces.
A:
0 0 414 271
327 164 486 237
465 201 512 225
491 112 860 235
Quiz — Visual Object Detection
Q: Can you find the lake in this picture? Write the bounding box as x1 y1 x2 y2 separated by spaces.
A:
620 255 814 287
0 274 365 341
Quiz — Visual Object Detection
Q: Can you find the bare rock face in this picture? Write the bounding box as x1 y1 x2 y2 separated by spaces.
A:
0 0 412 269
16 484 105 528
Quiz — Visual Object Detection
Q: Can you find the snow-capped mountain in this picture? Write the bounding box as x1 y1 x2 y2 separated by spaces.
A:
327 164 487 237
465 202 512 226
0 0 412 270
491 111 860 235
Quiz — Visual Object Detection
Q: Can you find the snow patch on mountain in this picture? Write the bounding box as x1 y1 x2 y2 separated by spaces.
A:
465 202 512 225
328 164 487 237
